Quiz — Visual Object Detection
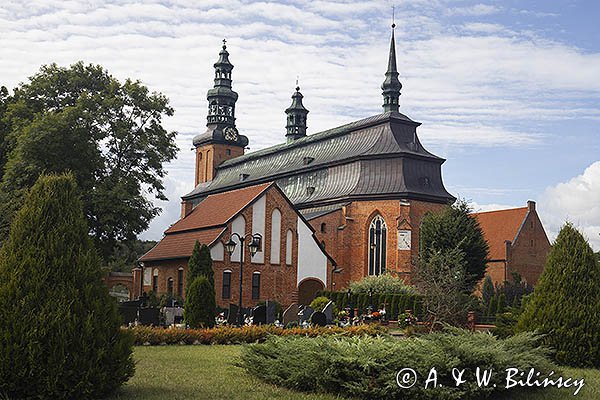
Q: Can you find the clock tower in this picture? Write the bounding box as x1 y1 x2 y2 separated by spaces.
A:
192 40 248 185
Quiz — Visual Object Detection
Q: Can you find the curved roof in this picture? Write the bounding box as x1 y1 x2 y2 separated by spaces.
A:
184 111 455 208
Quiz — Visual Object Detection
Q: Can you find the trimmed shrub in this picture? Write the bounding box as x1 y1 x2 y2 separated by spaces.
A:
127 324 387 345
348 273 416 295
185 276 216 328
517 223 600 367
0 173 134 399
240 328 556 400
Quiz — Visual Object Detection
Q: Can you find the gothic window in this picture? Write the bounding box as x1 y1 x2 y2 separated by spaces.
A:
222 270 232 299
270 209 281 264
252 272 261 300
368 215 387 276
285 229 293 265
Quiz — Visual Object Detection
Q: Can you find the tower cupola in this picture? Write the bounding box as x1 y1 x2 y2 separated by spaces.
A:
285 85 309 142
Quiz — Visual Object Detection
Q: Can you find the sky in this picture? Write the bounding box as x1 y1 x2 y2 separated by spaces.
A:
1 0 599 250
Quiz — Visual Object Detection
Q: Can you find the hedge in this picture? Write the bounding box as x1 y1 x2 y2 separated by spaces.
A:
126 324 387 346
317 290 422 320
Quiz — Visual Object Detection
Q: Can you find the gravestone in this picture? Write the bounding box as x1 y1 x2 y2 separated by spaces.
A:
138 308 160 326
227 303 239 325
282 303 299 326
322 301 334 324
266 302 277 324
253 305 267 325
310 311 327 327
298 306 314 324
163 307 184 326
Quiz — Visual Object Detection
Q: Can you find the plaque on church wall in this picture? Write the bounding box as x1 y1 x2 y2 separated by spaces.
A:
398 230 412 250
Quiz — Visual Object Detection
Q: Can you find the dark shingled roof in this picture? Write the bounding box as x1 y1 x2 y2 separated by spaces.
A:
183 111 455 208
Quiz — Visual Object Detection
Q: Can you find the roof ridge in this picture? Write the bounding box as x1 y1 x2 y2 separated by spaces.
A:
472 206 528 215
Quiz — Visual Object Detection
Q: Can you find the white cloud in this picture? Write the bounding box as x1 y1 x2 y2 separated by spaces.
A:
539 162 600 251
448 4 501 17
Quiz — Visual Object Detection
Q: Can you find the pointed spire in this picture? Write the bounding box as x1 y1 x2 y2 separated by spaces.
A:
381 22 402 113
285 85 309 142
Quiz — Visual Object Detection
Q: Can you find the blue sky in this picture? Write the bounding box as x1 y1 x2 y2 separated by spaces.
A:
1 0 599 249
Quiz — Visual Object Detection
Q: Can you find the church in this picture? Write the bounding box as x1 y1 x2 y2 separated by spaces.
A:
127 26 550 309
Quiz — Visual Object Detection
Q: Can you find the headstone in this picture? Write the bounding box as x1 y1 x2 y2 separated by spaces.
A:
163 306 184 326
138 308 160 326
227 303 239 325
253 305 267 325
310 311 327 327
282 303 299 325
322 301 334 324
298 306 314 324
266 302 277 324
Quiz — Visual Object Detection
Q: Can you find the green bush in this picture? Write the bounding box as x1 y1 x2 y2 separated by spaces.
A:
0 173 134 399
349 273 416 295
309 296 338 315
517 223 600 367
240 328 556 400
185 276 216 328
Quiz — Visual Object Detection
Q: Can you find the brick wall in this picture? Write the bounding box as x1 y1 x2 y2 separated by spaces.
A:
195 143 244 185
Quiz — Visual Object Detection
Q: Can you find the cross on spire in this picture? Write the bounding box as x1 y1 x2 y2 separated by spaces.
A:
222 38 227 48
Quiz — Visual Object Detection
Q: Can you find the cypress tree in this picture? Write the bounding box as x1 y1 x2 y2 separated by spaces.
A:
187 241 214 289
0 173 134 399
517 223 600 367
481 275 494 309
184 276 217 328
496 293 507 314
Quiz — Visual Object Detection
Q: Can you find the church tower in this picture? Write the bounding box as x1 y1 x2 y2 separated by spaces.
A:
192 40 248 186
285 85 309 142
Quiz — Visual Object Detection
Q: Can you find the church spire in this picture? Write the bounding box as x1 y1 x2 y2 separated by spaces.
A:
285 83 309 142
381 23 402 113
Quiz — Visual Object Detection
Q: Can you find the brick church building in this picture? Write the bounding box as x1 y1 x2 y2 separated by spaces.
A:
122 26 551 308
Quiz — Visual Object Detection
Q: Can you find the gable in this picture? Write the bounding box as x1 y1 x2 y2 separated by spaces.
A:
473 207 528 261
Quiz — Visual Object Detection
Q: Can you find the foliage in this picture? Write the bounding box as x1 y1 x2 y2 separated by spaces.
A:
127 324 386 346
0 86 10 177
240 329 557 400
0 173 134 399
187 241 214 288
420 199 489 290
348 273 416 295
481 275 494 309
0 62 178 258
309 296 338 315
184 276 217 328
517 223 600 367
107 239 157 272
318 290 422 320
415 247 473 327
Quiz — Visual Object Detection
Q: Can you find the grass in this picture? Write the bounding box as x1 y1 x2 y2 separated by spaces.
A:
108 346 600 400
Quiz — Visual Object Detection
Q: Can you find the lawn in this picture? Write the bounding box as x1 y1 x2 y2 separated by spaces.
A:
108 346 600 400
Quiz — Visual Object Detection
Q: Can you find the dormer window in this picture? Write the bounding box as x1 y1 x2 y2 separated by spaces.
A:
306 186 315 196
303 156 315 165
239 173 249 182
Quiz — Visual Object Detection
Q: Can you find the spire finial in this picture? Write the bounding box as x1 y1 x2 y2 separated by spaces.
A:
392 6 396 29
296 75 300 91
222 38 227 48
381 16 402 113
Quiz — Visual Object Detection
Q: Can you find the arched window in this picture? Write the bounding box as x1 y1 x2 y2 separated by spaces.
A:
270 209 281 264
320 222 327 233
252 272 261 300
222 270 232 299
368 215 387 276
177 268 184 296
285 229 293 265
152 269 159 293
167 277 174 296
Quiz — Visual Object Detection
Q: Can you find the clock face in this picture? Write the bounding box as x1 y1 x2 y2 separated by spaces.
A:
224 127 238 141
398 230 412 250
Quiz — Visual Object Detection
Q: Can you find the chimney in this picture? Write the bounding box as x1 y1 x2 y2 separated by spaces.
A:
181 200 194 219
527 200 536 212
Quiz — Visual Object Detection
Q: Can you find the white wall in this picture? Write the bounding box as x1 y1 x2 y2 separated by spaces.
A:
210 241 224 261
286 229 293 265
251 195 266 264
231 214 246 262
297 216 328 287
270 208 281 264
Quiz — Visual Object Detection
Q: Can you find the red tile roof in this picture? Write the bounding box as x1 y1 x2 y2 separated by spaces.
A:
473 207 528 261
140 227 225 262
166 182 272 233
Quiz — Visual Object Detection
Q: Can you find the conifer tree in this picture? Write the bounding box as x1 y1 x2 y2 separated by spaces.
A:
481 275 494 309
184 276 217 328
517 223 600 367
0 173 134 399
187 241 214 289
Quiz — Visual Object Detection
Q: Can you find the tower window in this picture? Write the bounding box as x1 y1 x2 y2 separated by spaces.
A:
368 215 387 276
320 222 327 233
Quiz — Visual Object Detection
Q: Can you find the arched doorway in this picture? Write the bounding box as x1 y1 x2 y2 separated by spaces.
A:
298 278 325 306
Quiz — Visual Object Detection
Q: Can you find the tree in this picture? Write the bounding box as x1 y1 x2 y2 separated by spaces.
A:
420 199 489 291
415 247 472 327
0 62 177 257
0 173 134 398
0 86 10 177
481 275 494 310
184 276 217 328
517 223 600 367
187 241 214 289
